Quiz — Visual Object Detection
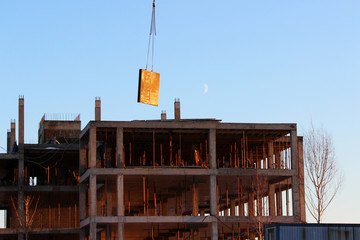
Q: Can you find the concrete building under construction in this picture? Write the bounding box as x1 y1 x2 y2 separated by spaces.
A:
0 97 305 240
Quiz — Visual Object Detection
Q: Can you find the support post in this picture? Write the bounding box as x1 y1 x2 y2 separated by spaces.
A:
210 175 217 216
248 192 254 216
90 174 97 217
276 185 282 216
290 129 301 218
117 128 124 168
268 141 273 169
89 127 97 168
209 129 216 169
79 184 86 220
211 222 218 240
269 183 275 216
297 137 306 222
117 223 124 240
90 222 97 240
230 199 235 216
117 175 124 216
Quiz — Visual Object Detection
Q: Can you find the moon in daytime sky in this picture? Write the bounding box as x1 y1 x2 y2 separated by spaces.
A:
203 83 208 94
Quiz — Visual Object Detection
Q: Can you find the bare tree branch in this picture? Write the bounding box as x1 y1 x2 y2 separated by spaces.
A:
304 124 343 223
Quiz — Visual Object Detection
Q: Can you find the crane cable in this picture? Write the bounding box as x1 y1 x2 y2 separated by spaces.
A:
146 0 156 72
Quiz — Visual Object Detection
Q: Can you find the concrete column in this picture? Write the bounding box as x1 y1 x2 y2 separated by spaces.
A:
90 174 97 217
79 184 86 220
117 222 124 240
297 137 306 222
106 178 112 216
290 129 301 219
210 175 217 216
275 151 281 169
268 141 273 169
117 175 124 216
209 129 216 169
230 199 235 216
268 183 275 216
292 176 300 219
95 97 101 121
18 97 24 145
248 192 254 216
18 147 24 232
276 186 282 216
90 222 97 240
290 129 298 170
239 202 244 216
106 224 111 240
79 229 86 240
257 195 263 216
117 128 124 168
192 184 199 216
211 222 218 240
89 127 97 168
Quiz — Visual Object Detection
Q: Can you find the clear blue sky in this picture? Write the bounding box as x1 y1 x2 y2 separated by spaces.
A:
0 1 359 223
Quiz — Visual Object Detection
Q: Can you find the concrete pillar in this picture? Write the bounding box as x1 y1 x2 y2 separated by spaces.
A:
79 229 86 240
117 128 124 168
239 202 244 216
290 129 298 170
106 224 111 240
268 141 273 169
290 129 301 219
117 223 124 240
297 137 306 222
210 175 217 216
106 178 112 216
276 185 282 216
248 193 254 216
230 199 236 216
89 127 97 168
257 195 263 217
90 222 97 240
211 222 218 240
192 184 199 216
117 175 124 216
79 184 86 220
18 97 24 145
269 183 275 216
95 97 101 121
174 99 180 120
18 149 24 240
209 129 216 169
275 150 281 169
90 174 97 217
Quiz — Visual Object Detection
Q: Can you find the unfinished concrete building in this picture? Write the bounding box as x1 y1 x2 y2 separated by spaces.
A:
0 97 305 240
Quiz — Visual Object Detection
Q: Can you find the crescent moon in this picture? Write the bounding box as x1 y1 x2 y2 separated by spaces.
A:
203 83 208 94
